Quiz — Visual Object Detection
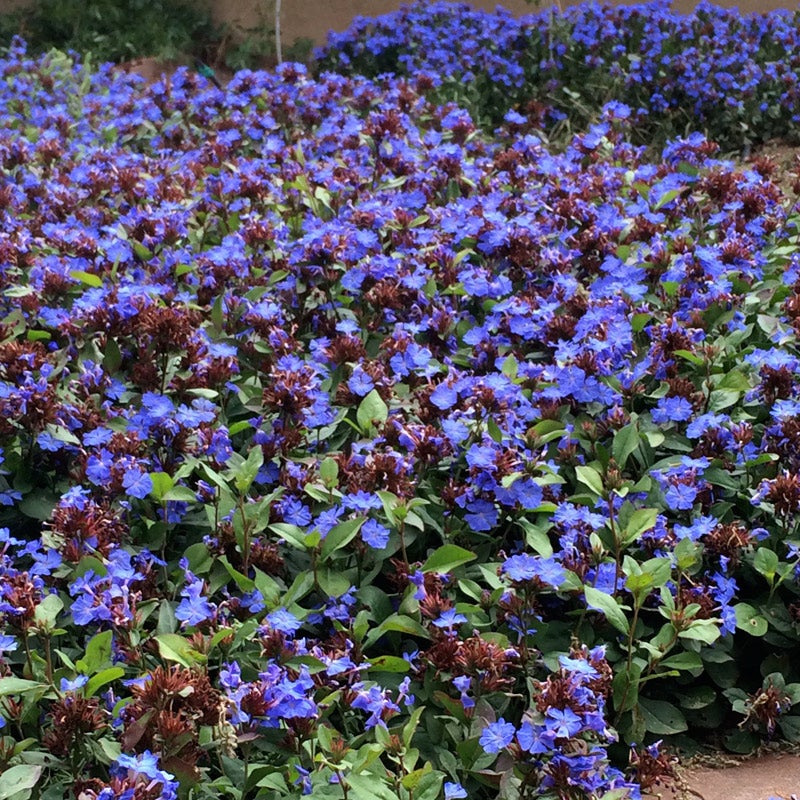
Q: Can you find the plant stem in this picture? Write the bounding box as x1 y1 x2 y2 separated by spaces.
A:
274 0 283 64
43 634 53 685
608 496 622 597
398 520 408 567
22 634 33 678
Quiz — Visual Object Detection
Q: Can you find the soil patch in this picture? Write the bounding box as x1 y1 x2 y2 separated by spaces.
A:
646 751 800 800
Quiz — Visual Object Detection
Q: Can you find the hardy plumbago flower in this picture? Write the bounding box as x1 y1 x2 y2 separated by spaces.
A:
479 718 516 754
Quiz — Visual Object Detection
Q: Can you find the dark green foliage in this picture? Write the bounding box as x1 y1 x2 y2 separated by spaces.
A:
0 0 215 63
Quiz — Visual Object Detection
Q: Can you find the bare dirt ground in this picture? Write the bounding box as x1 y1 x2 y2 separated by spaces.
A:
648 748 800 800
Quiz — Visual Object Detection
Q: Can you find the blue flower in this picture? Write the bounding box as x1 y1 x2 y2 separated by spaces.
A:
444 782 467 800
122 468 153 500
266 608 301 635
545 707 583 738
465 499 497 532
293 765 312 795
60 674 89 693
361 518 390 549
652 395 694 424
665 482 697 511
432 608 467 628
430 382 458 409
348 367 375 397
175 574 216 627
518 721 556 753
342 491 382 511
479 718 516 753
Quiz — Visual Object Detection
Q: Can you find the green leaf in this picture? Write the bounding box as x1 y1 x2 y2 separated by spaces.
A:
612 423 640 468
625 572 655 599
622 508 659 545
734 603 769 637
584 585 629 635
486 416 503 443
103 336 122 375
364 614 431 649
132 241 153 261
149 472 174 503
673 349 703 366
674 537 702 571
252 568 280 607
575 464 604 497
707 389 741 412
717 370 752 391
96 737 122 764
357 389 388 431
0 677 42 696
155 634 206 668
631 312 650 332
157 600 178 635
0 765 43 800
676 686 716 710
207 627 235 653
403 704 426 748
256 772 288 791
18 492 57 521
412 769 444 800
346 774 400 800
704 467 739 490
501 353 518 379
613 662 642 713
320 517 365 561
401 765 431 791
319 456 338 487
653 187 683 210
725 729 759 754
779 715 800 743
678 619 721 645
368 656 411 673
85 667 125 698
518 518 553 558
421 544 477 574
184 542 212 574
217 556 256 592
317 567 352 598
269 523 308 551
660 651 703 671
753 547 779 581
70 269 102 288
284 656 327 675
162 485 196 503
34 592 63 627
640 556 671 586
638 698 687 735
234 446 264 493
76 630 113 674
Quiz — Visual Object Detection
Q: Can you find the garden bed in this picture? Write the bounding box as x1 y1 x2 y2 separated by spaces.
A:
3 4 800 800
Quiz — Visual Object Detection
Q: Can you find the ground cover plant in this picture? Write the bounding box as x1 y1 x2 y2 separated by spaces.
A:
317 0 800 152
3 3 800 798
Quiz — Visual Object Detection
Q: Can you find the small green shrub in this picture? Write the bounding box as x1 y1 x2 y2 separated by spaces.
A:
0 0 215 63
